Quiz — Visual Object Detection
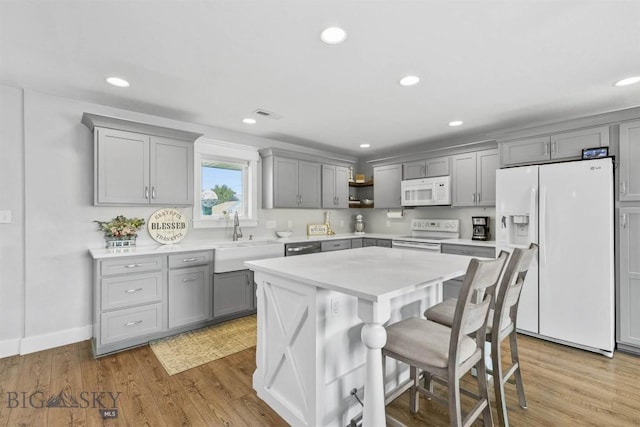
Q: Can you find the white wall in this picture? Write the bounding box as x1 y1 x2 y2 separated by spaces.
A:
0 85 359 356
0 85 25 356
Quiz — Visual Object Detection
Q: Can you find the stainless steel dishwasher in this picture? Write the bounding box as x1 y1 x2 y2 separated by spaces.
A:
284 241 322 256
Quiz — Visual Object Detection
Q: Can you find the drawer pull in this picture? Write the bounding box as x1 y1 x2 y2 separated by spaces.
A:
182 258 198 262
183 277 198 282
124 287 143 293
124 264 142 268
124 320 143 327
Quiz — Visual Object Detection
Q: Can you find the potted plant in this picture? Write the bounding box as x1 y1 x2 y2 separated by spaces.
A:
95 215 145 248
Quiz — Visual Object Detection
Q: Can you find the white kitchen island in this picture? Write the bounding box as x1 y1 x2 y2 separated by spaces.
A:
245 247 473 427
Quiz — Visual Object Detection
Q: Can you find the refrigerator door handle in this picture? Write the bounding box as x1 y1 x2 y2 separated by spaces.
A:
529 186 537 242
540 184 547 266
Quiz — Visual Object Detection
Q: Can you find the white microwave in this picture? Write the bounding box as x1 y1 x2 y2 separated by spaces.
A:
401 176 452 206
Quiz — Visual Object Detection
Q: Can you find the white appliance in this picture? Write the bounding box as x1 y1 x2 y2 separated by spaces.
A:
496 158 614 357
392 218 460 252
401 176 452 207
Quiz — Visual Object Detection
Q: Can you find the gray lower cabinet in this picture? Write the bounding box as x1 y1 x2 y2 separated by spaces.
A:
168 265 212 329
213 270 255 318
619 207 640 351
94 254 167 356
321 239 352 252
619 120 640 202
93 250 214 357
373 164 402 208
363 238 392 248
440 244 496 300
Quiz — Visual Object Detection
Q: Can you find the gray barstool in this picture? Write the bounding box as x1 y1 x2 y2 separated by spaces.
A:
382 252 508 427
425 244 537 427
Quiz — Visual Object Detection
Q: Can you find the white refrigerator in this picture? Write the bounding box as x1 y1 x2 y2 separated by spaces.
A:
496 157 614 357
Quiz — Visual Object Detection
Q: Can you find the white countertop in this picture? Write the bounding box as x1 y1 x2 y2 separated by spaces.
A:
245 246 474 302
89 234 495 259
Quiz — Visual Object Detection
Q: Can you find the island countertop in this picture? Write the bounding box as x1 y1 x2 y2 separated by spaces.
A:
245 246 474 303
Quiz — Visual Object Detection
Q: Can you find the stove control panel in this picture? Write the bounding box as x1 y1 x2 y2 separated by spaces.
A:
410 219 460 233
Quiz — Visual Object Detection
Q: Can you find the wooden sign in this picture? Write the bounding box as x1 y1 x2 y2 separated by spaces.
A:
148 208 189 244
307 224 328 236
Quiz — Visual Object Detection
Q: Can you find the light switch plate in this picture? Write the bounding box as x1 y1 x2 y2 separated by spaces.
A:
0 210 12 224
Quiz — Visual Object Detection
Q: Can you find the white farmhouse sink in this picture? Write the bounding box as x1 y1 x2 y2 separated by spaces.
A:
213 240 284 273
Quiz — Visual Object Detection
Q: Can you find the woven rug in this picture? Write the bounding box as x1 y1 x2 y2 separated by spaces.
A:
150 315 256 375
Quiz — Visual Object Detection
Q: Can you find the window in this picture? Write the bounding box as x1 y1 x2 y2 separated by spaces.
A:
193 139 259 228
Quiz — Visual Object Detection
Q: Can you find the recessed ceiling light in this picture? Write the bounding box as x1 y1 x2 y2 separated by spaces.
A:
105 77 130 87
614 76 640 87
242 118 257 124
399 75 420 86
359 143 371 148
321 27 347 44
449 120 464 127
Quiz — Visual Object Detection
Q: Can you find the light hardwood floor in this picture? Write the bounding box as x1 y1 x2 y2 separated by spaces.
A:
1 334 638 426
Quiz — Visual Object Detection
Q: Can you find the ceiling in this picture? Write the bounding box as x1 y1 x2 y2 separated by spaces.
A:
1 1 639 157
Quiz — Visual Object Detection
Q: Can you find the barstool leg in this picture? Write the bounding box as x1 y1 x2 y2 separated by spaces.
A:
409 365 420 413
509 331 527 409
493 334 509 427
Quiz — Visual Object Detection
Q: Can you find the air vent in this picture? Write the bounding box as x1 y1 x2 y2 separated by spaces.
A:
253 109 283 120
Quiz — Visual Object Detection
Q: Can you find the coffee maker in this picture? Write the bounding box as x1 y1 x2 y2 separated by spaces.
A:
472 216 490 241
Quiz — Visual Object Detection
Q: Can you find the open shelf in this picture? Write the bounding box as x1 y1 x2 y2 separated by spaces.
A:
349 181 373 187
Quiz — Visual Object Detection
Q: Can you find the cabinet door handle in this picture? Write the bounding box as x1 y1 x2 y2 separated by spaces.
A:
151 186 156 199
622 213 627 229
424 165 428 176
182 258 198 263
472 193 476 202
551 141 557 154
182 277 198 282
299 194 303 204
477 192 481 203
145 186 149 199
125 320 143 327
543 143 549 155
621 181 627 195
125 287 143 293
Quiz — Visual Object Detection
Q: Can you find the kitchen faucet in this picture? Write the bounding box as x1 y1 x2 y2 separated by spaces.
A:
232 211 243 241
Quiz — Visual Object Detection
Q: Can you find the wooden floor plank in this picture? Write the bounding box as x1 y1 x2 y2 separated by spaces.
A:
1 333 639 426
4 348 53 427
0 354 24 425
133 345 209 426
46 343 87 427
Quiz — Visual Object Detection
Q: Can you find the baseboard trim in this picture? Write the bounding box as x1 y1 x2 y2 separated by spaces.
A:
0 338 21 358
19 325 92 355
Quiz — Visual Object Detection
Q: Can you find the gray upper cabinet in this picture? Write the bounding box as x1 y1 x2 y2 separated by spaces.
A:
451 149 498 207
619 207 640 348
322 164 349 208
402 156 450 180
501 126 609 166
263 155 321 208
373 164 402 208
620 120 640 201
83 113 200 206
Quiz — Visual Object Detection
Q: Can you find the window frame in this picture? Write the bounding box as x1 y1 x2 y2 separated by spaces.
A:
193 138 259 229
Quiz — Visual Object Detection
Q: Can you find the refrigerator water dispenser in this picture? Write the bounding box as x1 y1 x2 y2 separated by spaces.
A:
500 214 530 245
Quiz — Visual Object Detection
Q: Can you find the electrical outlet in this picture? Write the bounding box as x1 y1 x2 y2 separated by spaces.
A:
288 219 293 228
266 220 276 229
0 210 11 224
331 297 339 315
